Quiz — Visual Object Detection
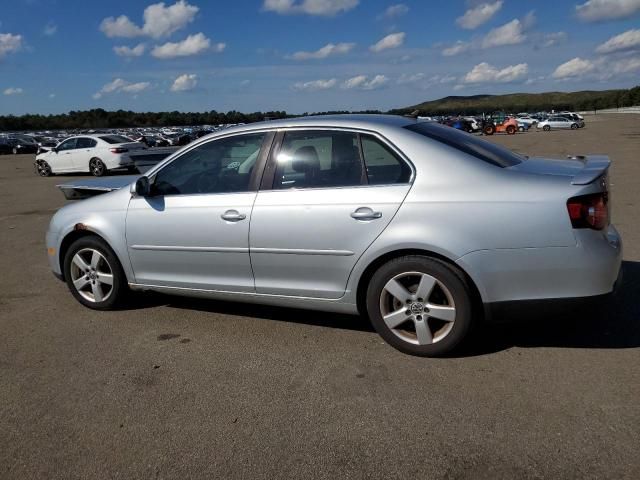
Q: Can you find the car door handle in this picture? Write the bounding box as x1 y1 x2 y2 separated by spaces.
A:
350 207 382 220
221 210 246 222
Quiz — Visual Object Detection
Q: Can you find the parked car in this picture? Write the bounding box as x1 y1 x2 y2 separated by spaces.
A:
537 116 580 131
0 138 13 155
7 137 39 154
45 115 622 357
35 134 146 177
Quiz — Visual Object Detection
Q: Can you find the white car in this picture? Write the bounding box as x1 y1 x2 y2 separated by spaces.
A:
35 135 145 177
537 116 579 131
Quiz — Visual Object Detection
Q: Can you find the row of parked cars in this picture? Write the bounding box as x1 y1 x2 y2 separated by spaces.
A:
431 111 586 135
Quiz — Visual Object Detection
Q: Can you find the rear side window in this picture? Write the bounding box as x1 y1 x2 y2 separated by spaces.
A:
99 135 132 144
274 131 364 189
405 123 523 168
360 135 412 185
76 138 97 148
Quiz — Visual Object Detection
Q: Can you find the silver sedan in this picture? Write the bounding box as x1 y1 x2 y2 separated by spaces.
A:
46 115 622 356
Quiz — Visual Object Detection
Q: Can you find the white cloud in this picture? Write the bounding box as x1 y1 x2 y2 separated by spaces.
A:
481 18 527 48
456 1 503 29
463 62 528 83
370 32 405 52
608 56 640 74
576 0 640 22
342 74 389 90
263 0 358 16
171 73 198 91
292 78 337 91
542 32 568 48
596 29 640 53
3 87 23 95
100 1 199 39
100 15 143 38
49 93 56 99
288 42 355 60
43 22 58 36
552 57 595 79
442 40 471 56
114 43 146 57
380 4 409 19
0 33 23 59
397 73 426 84
151 33 222 59
93 78 151 99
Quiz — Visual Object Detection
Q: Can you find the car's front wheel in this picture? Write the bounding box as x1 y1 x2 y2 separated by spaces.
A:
35 160 52 177
543 125 551 131
63 236 127 310
366 256 474 357
89 158 106 177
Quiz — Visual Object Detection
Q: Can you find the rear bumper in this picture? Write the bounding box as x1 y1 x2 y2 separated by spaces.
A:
457 225 622 304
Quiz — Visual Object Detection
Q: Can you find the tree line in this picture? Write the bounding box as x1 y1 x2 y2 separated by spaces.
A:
1 85 638 131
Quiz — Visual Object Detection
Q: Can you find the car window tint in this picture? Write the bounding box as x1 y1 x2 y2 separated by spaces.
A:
405 122 523 168
58 138 77 151
152 133 265 196
274 131 363 189
76 138 97 148
360 135 411 185
99 135 131 144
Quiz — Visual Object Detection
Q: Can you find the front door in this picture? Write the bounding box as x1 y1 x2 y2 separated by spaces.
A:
126 132 272 292
249 129 413 299
52 137 78 172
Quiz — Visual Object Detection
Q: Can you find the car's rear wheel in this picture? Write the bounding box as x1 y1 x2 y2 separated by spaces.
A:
89 158 106 177
543 125 551 131
63 236 127 310
366 256 474 357
483 125 495 135
506 125 516 135
35 160 52 177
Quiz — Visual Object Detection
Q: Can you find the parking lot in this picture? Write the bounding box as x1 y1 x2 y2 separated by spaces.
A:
1 114 638 479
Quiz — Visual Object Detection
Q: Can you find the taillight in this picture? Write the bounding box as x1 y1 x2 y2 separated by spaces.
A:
567 193 608 230
110 147 128 154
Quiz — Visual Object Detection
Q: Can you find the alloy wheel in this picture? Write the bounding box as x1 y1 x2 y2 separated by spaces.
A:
90 159 105 176
36 161 51 177
69 248 114 303
379 271 456 345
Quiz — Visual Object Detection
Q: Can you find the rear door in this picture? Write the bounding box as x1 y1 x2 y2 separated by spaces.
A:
249 129 413 299
73 137 98 170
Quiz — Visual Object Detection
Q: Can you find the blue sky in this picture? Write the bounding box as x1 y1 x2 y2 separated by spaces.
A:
1 0 639 114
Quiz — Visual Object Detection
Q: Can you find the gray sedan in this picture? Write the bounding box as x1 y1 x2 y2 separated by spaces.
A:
46 115 622 356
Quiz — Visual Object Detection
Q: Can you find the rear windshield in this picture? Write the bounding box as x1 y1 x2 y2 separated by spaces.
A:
99 135 132 144
405 122 524 168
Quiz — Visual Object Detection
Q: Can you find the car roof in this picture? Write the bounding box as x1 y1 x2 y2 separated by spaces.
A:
208 114 416 137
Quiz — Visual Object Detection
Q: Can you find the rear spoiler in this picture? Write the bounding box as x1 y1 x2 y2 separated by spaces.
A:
567 155 611 185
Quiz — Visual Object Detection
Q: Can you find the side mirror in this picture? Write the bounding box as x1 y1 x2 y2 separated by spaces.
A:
52 147 58 153
133 176 151 197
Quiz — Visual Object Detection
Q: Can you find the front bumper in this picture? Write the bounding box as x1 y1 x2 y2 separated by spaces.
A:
46 229 63 278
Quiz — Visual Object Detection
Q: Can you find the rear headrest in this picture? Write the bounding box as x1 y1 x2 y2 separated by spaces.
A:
292 146 320 173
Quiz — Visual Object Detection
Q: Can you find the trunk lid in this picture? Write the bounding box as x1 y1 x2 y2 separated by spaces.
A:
508 155 610 185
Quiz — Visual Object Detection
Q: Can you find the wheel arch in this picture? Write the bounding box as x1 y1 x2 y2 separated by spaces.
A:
354 248 484 318
58 226 128 281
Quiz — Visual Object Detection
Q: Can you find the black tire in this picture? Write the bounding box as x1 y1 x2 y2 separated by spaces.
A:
518 126 525 132
89 158 106 177
366 256 474 357
543 125 551 131
63 236 128 310
483 125 495 135
571 123 578 130
506 125 516 135
35 160 52 177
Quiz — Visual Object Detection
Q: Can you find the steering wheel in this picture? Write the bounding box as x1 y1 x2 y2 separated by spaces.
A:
196 170 219 193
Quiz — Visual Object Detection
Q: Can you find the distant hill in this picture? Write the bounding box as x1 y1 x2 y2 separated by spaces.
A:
391 86 640 115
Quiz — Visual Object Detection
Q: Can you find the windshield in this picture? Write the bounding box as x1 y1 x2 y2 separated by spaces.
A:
405 122 524 168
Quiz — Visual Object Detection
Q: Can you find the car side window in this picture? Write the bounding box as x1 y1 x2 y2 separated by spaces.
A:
273 131 363 189
58 138 77 151
152 133 266 196
360 135 411 185
76 138 97 148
